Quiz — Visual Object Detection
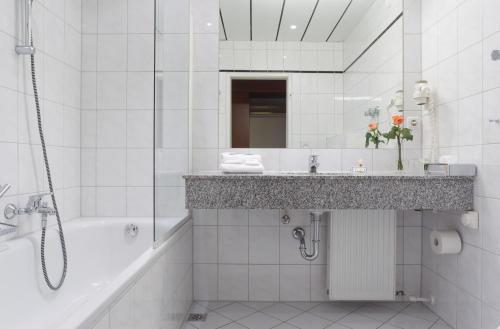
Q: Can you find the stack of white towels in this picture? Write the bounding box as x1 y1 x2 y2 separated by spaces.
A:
220 152 265 173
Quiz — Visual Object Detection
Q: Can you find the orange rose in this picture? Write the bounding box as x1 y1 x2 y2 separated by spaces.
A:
392 114 404 125
368 122 378 130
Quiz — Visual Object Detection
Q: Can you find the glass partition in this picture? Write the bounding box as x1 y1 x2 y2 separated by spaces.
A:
154 0 191 241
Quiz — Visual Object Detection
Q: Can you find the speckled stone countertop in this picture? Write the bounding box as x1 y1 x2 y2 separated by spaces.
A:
183 172 475 210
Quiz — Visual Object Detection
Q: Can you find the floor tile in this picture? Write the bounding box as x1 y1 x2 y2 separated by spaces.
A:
430 320 453 329
388 313 435 329
337 313 383 329
219 323 248 329
190 302 210 314
262 303 303 321
190 312 232 329
285 301 319 311
287 312 333 329
378 325 402 329
354 304 399 322
185 301 445 329
237 312 282 329
182 324 198 329
331 302 366 312
216 302 257 321
197 301 234 311
240 301 275 311
272 323 300 329
309 303 351 322
373 302 410 312
325 324 351 329
401 303 439 322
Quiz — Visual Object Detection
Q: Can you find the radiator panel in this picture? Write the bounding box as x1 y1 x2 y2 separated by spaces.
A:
328 210 396 300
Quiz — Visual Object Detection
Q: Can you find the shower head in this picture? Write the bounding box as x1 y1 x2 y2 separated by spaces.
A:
16 0 36 55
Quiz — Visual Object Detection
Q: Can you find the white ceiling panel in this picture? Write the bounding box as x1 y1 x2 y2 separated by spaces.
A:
327 0 376 41
277 0 317 41
220 0 251 41
252 0 284 41
302 0 350 42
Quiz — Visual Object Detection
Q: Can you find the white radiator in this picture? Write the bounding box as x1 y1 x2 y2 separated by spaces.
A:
327 210 396 300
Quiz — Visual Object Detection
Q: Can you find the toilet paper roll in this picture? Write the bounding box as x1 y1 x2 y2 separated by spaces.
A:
430 230 462 255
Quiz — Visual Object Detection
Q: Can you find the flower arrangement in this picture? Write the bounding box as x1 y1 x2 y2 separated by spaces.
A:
365 123 384 149
365 114 414 171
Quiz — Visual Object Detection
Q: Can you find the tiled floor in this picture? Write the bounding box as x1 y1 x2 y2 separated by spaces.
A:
182 301 451 329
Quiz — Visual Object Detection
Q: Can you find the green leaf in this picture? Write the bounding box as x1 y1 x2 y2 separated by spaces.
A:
401 128 414 141
365 132 371 148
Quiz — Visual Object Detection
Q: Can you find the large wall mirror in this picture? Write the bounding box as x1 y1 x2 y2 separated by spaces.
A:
218 0 404 149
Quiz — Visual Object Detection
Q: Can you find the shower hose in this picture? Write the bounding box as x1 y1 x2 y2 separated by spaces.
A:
30 37 68 290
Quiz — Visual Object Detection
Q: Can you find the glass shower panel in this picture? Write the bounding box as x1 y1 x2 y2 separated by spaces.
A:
154 0 191 241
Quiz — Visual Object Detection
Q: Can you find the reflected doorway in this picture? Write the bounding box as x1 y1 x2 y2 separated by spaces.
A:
231 79 287 148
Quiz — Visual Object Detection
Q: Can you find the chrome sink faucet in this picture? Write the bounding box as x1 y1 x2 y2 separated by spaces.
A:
309 155 320 174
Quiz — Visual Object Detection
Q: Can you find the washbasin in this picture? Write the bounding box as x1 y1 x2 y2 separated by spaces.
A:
273 171 349 176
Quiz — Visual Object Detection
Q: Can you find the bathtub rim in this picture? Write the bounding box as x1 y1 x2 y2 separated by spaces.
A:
57 215 192 329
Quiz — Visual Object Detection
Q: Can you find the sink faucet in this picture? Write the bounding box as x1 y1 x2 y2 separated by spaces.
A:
309 155 320 174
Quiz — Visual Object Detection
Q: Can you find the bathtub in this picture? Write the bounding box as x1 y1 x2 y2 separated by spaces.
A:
0 216 193 329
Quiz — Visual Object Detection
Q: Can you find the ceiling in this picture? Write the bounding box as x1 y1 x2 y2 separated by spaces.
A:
219 0 377 42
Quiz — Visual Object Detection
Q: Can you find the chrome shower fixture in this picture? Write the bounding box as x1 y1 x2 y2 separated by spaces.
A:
0 184 11 199
364 106 380 120
16 0 36 55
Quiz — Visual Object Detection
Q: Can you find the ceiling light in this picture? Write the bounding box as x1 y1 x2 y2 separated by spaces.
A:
206 22 213 27
290 25 297 30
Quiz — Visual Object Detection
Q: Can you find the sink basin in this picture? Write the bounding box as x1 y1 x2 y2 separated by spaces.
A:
273 171 349 176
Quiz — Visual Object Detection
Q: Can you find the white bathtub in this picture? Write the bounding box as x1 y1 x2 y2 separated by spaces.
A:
0 216 192 329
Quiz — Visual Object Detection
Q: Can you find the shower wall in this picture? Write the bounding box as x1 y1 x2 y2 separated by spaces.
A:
0 0 82 239
80 0 155 217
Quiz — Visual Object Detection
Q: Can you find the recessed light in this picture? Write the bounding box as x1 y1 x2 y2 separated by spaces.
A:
290 25 297 30
206 22 213 27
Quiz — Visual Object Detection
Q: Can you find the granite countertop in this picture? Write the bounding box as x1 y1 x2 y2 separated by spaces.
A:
184 171 473 180
183 172 475 210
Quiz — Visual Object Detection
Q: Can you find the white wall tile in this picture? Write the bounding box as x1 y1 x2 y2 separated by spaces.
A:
97 0 127 33
219 265 249 301
97 35 127 71
96 149 126 186
194 226 218 263
127 0 154 33
249 226 279 264
195 263 218 300
127 34 154 72
249 265 279 301
218 226 249 264
280 265 310 301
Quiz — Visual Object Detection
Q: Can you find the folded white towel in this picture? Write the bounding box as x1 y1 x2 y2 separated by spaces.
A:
221 152 262 164
223 158 245 164
220 163 264 174
245 159 262 166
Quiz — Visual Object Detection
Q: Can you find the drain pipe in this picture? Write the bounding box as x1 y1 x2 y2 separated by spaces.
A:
292 211 322 261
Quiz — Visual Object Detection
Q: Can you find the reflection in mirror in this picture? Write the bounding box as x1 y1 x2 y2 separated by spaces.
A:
231 79 287 148
218 0 403 150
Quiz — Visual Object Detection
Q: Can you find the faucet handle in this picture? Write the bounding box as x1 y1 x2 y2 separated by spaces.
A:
0 184 11 199
27 192 53 208
310 154 319 164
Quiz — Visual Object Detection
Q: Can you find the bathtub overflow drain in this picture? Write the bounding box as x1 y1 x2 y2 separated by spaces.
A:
125 223 139 237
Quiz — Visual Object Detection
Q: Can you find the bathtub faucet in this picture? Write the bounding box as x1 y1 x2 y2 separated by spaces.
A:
4 192 55 222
